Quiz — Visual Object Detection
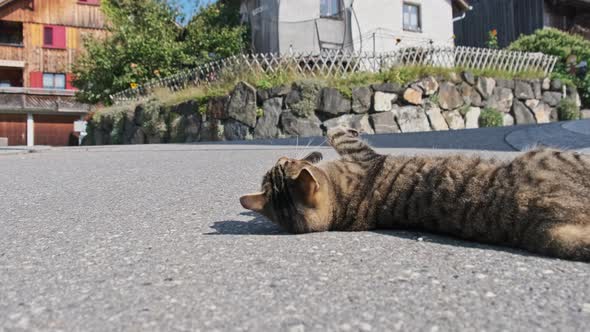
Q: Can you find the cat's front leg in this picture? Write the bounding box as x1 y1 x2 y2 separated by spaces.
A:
327 127 381 163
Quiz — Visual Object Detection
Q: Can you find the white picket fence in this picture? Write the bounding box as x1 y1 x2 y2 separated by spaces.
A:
110 46 558 104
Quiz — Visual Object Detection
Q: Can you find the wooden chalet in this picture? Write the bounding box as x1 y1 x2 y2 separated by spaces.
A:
0 0 106 146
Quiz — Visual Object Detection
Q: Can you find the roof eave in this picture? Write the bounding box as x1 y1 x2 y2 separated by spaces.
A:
0 0 17 9
453 0 471 11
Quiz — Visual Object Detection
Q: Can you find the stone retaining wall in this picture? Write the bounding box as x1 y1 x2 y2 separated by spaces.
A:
87 73 582 145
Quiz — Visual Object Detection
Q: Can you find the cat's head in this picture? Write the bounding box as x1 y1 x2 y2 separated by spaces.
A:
239 152 333 233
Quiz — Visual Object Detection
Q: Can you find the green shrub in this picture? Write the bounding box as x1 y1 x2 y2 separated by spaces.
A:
169 114 186 143
254 69 297 90
429 93 440 105
289 79 326 117
90 104 129 144
84 119 96 145
557 98 580 121
458 105 471 117
329 71 382 98
509 28 590 106
479 108 504 127
141 98 167 138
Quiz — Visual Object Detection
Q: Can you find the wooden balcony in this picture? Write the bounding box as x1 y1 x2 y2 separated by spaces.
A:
0 87 91 114
0 43 25 62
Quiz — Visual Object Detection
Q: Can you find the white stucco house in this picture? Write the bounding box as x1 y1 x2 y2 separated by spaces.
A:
240 0 471 54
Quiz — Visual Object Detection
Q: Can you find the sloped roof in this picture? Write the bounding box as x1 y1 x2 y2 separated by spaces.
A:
453 0 471 11
0 0 16 8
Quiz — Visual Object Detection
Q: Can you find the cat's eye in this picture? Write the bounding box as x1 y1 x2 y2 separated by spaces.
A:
348 129 359 137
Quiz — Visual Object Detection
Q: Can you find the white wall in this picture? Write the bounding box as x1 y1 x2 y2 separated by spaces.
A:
277 0 349 54
350 0 455 53
269 0 455 54
278 0 320 53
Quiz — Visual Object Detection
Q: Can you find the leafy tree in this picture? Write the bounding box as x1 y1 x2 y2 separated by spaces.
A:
509 28 590 106
73 0 187 104
74 0 249 104
182 0 248 65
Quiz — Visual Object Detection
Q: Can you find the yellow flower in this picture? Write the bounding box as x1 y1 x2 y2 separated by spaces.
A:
491 29 498 37
130 82 138 89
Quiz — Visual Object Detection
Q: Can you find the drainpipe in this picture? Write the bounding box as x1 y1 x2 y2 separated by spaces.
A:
452 6 473 22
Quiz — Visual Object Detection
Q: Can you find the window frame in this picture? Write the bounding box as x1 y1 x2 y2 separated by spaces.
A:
0 21 24 47
78 0 101 5
403 2 422 33
42 25 66 49
320 0 342 20
42 73 67 90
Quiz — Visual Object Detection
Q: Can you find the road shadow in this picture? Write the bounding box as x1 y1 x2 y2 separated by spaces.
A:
205 212 288 235
207 214 553 260
372 229 544 260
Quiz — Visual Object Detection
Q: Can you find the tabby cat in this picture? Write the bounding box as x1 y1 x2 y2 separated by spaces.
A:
240 127 590 261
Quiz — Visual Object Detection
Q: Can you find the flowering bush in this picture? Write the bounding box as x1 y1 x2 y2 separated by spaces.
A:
486 29 499 49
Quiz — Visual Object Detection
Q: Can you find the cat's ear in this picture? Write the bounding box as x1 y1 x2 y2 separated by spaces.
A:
294 167 320 206
239 192 267 212
302 151 323 164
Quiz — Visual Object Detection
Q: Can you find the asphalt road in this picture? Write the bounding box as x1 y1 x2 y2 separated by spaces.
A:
1 124 590 331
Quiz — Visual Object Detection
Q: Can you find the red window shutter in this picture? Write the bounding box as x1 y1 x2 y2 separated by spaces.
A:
54 26 66 49
43 25 66 49
66 73 77 90
30 72 43 88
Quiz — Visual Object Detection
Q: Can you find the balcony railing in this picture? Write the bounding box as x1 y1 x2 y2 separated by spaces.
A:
0 87 76 96
0 43 24 61
0 87 90 113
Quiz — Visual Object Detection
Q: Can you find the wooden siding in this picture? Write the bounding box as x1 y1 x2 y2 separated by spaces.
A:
454 0 545 48
0 0 104 29
0 23 105 87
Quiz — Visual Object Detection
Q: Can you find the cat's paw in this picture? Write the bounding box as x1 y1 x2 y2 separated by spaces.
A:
327 127 359 145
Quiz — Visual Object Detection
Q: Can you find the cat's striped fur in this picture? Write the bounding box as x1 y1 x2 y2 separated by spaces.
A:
240 127 590 261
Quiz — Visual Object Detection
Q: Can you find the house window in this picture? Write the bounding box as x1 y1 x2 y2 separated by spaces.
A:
403 3 421 32
43 25 66 49
320 0 341 19
0 21 23 46
42 73 66 89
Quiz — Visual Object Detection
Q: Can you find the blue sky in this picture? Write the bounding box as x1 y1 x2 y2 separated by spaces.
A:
177 0 216 20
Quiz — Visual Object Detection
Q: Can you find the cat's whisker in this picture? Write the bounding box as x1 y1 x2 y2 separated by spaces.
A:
294 136 300 158
316 137 328 149
298 138 315 159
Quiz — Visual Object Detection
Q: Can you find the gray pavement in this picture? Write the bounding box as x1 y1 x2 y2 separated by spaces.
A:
1 122 590 331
